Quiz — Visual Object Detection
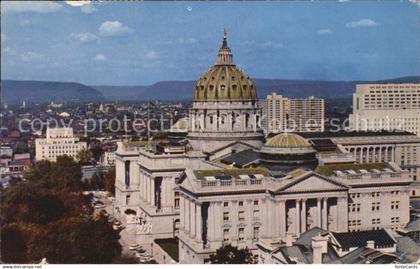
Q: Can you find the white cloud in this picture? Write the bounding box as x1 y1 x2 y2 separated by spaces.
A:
2 47 16 56
99 21 133 37
346 19 378 28
94 54 106 62
70 32 97 43
19 19 31 27
176 38 197 44
1 33 7 42
317 28 332 35
145 51 159 60
65 1 90 7
1 1 63 14
81 4 97 14
259 41 284 49
20 51 45 62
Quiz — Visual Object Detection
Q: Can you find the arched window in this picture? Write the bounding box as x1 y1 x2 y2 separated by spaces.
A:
245 113 250 128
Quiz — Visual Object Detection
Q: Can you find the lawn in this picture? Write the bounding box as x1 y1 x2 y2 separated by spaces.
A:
155 238 179 262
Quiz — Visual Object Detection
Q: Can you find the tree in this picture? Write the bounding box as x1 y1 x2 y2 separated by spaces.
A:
209 244 256 264
26 215 121 264
1 224 28 263
25 156 83 192
84 173 103 191
89 139 103 161
0 157 121 264
104 168 116 195
76 149 93 164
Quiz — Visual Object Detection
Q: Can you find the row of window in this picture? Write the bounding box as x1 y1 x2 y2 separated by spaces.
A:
223 226 260 242
350 191 400 199
223 210 260 222
349 201 400 212
223 200 259 207
349 217 400 227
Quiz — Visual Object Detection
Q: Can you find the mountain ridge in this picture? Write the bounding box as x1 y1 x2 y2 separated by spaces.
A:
92 75 420 101
2 76 419 104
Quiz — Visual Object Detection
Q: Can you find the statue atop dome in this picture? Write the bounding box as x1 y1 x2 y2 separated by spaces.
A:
217 28 233 65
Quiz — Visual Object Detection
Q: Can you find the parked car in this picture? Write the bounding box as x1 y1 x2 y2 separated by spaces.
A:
129 244 140 251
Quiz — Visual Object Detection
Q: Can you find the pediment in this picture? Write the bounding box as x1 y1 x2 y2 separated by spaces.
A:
277 173 348 193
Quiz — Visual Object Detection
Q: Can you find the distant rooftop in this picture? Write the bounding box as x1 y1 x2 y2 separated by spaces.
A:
193 167 269 180
315 163 389 177
298 130 415 139
331 229 395 250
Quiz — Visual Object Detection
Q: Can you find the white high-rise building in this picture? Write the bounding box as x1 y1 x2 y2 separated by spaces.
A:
260 93 325 134
349 83 420 136
35 127 87 162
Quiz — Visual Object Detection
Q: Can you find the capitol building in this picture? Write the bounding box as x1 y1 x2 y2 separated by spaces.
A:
114 31 420 263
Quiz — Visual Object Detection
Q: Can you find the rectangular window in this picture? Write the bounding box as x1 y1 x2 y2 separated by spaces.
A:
253 227 260 240
254 200 259 206
238 201 244 207
223 202 229 207
371 202 380 211
238 228 245 241
126 195 131 205
391 217 400 224
253 210 260 219
223 229 230 242
223 212 229 222
391 201 399 210
371 218 380 225
372 192 381 198
349 203 361 212
174 192 180 209
238 211 245 221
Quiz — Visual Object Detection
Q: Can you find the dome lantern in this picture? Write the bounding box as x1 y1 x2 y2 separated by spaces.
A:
216 28 233 66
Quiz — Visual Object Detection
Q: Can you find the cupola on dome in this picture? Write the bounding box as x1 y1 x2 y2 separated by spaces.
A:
193 29 257 101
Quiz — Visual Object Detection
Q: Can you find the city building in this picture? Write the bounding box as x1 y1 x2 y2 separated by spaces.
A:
299 131 420 196
260 93 325 134
114 32 417 264
349 83 420 137
35 127 87 162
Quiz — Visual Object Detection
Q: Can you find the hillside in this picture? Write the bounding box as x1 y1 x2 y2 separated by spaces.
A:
93 76 420 101
2 80 105 104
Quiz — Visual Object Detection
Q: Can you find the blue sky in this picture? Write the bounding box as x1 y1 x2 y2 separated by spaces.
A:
1 1 419 85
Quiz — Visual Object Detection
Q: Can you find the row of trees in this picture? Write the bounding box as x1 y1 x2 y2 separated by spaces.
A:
0 156 121 263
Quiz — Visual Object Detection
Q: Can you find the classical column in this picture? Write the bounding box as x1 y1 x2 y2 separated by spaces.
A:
322 198 328 230
279 200 286 238
262 199 269 238
185 198 190 233
391 147 395 162
180 196 185 231
359 147 363 163
190 201 196 238
142 173 147 201
317 198 322 228
214 202 222 241
196 203 202 242
296 200 301 235
146 175 150 204
301 199 307 233
337 197 348 232
378 147 382 162
150 178 155 207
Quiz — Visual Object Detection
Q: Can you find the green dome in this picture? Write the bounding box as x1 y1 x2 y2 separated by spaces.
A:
193 30 257 101
265 133 311 148
194 66 256 100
